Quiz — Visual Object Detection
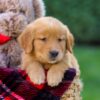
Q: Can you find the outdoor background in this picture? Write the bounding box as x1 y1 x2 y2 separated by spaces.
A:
45 0 100 100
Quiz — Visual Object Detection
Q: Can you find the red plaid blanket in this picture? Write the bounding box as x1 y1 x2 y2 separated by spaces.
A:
0 68 76 100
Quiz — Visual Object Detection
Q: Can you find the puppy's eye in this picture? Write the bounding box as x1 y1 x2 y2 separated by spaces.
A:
39 37 47 42
58 38 65 42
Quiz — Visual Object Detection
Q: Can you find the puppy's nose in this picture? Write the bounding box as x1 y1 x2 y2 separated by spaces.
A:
50 51 59 58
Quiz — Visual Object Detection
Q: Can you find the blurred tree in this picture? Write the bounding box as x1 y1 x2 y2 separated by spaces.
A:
45 0 100 45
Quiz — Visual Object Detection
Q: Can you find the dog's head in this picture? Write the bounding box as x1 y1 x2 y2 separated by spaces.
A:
18 17 74 64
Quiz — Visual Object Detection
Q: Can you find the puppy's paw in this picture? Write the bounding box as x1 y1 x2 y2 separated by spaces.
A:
29 69 45 84
47 69 64 87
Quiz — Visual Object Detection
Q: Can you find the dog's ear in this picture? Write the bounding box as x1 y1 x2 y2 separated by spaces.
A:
18 23 34 53
64 26 74 53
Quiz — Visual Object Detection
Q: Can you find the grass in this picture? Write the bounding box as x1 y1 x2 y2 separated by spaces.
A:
74 46 100 100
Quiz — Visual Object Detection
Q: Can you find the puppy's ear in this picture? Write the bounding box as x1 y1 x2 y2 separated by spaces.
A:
65 26 74 53
18 23 34 53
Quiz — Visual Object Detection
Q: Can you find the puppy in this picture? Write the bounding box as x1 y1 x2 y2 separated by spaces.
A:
18 17 81 88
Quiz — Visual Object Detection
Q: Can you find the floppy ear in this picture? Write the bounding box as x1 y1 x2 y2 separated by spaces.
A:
65 26 74 53
18 23 34 53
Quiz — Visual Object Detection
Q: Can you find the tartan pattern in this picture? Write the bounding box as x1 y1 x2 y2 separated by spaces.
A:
0 68 76 100
0 80 24 100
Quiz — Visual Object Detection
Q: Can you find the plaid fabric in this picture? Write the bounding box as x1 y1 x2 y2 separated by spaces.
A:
0 67 76 100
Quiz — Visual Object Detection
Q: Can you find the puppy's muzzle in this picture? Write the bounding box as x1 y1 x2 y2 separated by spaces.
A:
49 50 59 59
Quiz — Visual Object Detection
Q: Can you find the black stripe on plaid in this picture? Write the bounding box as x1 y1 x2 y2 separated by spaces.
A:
0 80 24 100
0 80 11 95
2 70 23 91
63 68 76 81
34 89 60 100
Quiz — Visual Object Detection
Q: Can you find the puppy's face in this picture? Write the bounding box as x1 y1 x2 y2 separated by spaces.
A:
18 17 74 64
34 26 66 64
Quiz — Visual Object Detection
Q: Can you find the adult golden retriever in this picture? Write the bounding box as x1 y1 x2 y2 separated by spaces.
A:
18 17 82 100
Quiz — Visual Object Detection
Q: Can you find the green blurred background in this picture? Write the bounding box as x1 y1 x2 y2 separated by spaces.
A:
44 0 100 100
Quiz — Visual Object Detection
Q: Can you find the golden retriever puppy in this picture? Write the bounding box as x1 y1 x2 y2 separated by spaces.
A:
18 17 82 99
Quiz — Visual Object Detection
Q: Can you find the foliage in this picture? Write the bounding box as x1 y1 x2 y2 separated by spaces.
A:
45 0 100 44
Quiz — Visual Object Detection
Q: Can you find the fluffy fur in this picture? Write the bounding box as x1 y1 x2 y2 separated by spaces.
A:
0 0 45 68
18 17 82 99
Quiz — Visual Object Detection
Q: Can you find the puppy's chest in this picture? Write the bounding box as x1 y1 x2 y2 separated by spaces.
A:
44 64 51 69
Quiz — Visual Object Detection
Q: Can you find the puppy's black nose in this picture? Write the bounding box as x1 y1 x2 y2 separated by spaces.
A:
50 51 59 58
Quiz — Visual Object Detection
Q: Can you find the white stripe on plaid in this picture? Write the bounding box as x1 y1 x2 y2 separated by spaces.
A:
0 80 24 100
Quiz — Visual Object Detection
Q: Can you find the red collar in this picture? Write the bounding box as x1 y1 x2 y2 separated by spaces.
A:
0 33 11 45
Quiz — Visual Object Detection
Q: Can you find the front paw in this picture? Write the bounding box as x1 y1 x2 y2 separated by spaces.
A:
29 69 45 84
47 69 64 87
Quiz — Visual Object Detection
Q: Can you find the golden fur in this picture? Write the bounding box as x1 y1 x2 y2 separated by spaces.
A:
18 17 82 99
